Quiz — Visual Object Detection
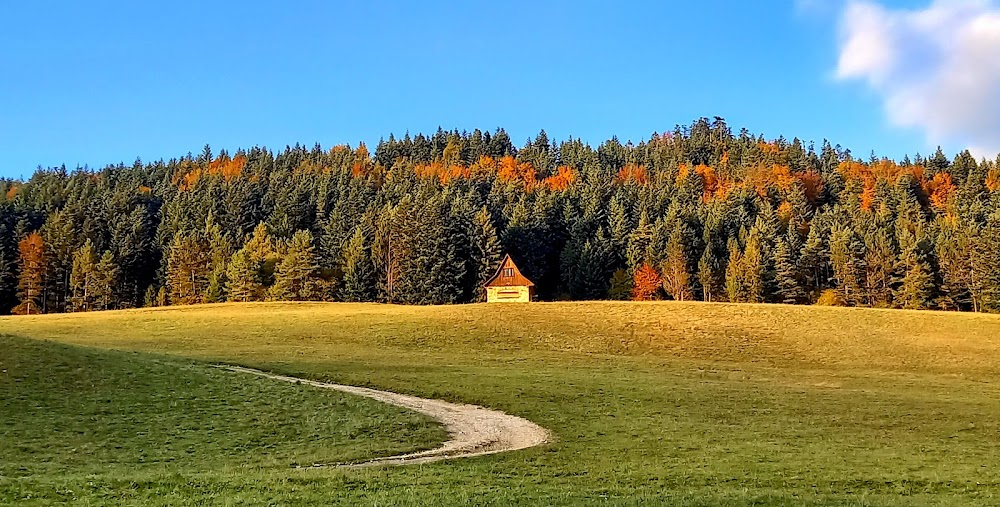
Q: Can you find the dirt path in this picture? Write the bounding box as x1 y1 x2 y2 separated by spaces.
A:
219 365 551 467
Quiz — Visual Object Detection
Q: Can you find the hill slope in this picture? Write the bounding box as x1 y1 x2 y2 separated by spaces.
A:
3 301 1000 505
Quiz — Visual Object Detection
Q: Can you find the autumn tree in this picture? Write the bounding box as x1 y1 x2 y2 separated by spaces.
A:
14 233 46 314
632 263 662 301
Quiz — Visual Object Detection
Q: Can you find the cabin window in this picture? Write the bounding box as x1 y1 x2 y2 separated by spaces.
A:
503 268 514 278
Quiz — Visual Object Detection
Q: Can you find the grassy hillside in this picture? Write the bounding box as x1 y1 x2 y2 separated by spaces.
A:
3 301 1000 505
0 335 445 504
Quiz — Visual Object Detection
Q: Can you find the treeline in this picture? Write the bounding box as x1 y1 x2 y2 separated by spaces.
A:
2 117 1000 315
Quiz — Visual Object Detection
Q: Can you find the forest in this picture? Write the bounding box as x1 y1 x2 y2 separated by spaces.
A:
1 117 999 315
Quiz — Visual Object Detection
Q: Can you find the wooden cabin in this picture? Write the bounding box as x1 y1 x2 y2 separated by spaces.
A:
484 254 535 303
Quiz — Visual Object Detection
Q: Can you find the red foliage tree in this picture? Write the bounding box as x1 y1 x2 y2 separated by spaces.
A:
631 263 662 301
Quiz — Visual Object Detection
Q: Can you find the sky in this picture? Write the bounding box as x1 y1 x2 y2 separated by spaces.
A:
1 0 998 178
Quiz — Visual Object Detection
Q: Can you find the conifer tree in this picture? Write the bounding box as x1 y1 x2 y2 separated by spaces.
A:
725 237 745 303
864 229 897 307
798 223 827 298
270 230 325 301
742 227 767 303
225 223 275 302
829 226 866 306
69 240 98 312
775 237 805 304
93 250 118 311
340 226 376 302
471 206 502 301
166 232 211 305
698 243 722 302
895 243 934 309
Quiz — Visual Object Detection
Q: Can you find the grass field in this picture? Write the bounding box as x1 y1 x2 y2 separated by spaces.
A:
3 301 1000 505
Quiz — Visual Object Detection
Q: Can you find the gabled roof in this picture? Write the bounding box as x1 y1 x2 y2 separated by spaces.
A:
484 254 535 288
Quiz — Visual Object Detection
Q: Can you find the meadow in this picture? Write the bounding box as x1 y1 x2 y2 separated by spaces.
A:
2 301 1000 506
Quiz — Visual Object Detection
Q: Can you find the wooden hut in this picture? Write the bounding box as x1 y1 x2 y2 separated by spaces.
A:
484 254 535 303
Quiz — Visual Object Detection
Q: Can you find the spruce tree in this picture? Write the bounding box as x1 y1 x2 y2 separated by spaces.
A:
725 237 744 303
93 250 118 311
166 232 211 306
69 240 98 312
225 223 276 302
270 230 325 301
340 226 376 302
471 206 502 302
775 237 805 304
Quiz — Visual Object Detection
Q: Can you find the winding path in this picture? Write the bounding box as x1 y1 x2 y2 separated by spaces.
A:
218 365 551 467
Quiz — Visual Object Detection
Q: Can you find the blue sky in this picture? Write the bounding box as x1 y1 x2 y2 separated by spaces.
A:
0 1 964 178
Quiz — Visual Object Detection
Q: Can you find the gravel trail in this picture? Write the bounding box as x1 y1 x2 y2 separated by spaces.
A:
219 365 550 467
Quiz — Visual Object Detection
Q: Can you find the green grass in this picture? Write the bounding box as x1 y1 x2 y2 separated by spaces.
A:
0 335 446 505
3 301 1000 505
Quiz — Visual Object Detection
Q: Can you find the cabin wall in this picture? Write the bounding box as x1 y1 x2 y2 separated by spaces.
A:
486 286 532 303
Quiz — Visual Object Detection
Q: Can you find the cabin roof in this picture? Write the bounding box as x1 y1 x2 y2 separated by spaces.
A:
484 254 535 288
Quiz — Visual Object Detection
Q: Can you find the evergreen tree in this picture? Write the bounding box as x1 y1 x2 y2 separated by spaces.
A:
270 230 326 301
93 250 118 311
471 206 502 301
798 223 827 299
166 232 211 305
340 225 376 302
725 237 745 303
69 240 98 312
775 237 805 304
225 223 276 302
829 226 866 306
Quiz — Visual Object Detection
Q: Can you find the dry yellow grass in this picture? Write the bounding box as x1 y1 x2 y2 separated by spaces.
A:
4 301 999 375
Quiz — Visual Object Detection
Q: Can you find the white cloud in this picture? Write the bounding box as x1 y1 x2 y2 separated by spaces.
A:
836 0 1000 158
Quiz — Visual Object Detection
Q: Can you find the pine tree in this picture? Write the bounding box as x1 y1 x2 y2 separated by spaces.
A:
698 243 722 303
775 237 805 304
863 228 896 308
225 223 275 302
742 227 766 303
725 237 744 303
166 232 211 305
41 210 76 313
0 226 15 314
471 206 502 302
829 226 866 306
93 250 118 311
204 216 232 303
69 240 98 312
798 223 827 299
340 226 376 302
626 213 653 270
270 230 325 301
895 243 934 309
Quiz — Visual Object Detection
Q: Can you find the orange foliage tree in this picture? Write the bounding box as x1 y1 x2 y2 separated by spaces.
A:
616 164 648 185
927 172 956 210
13 233 45 315
542 165 576 191
631 263 662 301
